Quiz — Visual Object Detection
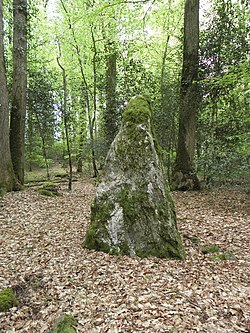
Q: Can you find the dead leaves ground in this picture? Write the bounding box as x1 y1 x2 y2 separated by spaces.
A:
0 180 249 333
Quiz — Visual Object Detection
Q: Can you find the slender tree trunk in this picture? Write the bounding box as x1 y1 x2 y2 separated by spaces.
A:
172 0 201 190
57 55 73 190
34 111 50 179
26 109 33 172
104 46 117 149
10 0 27 186
0 0 15 192
76 94 87 173
76 109 85 173
160 36 171 179
60 0 98 178
90 26 98 177
102 21 118 151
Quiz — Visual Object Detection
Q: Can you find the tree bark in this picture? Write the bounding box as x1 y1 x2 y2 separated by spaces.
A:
60 0 98 178
10 0 27 186
172 0 201 191
57 53 73 191
104 46 117 149
0 0 15 192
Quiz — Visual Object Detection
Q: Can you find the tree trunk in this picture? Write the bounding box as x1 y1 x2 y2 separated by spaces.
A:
34 111 50 179
60 0 98 178
104 47 117 150
57 54 73 191
172 0 201 191
76 104 86 173
10 0 27 186
0 0 15 192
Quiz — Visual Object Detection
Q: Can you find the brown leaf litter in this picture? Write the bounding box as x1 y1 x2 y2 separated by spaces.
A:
0 180 249 332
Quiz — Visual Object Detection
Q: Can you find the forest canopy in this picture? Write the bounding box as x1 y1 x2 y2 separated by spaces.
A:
0 0 249 191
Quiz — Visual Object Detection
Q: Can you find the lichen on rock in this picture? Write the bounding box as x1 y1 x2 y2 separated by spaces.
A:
84 96 185 259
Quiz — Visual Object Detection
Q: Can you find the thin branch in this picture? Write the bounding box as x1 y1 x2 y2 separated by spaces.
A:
102 0 152 9
143 0 157 24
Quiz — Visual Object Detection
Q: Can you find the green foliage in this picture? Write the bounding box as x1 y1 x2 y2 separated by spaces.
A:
0 288 18 312
25 164 67 184
198 0 250 184
2 0 246 186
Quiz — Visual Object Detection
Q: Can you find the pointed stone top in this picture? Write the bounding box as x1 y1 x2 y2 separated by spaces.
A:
122 95 152 125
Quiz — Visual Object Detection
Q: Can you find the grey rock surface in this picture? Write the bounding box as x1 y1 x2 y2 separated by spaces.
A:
84 96 185 259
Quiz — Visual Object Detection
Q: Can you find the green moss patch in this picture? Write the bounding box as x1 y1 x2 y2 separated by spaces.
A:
51 314 76 333
122 95 152 125
0 187 7 197
210 252 236 261
0 288 18 312
201 244 220 254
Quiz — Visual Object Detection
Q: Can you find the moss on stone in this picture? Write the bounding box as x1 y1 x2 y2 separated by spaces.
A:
0 288 18 312
84 95 185 260
122 96 152 125
51 314 76 333
43 181 57 188
201 244 220 254
0 187 7 197
83 196 114 252
36 188 56 196
36 183 62 197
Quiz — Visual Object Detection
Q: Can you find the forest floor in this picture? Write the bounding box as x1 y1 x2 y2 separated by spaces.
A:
0 179 249 333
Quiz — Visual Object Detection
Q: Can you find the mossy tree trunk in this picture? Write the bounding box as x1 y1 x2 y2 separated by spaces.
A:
0 0 15 192
10 0 27 186
172 0 201 191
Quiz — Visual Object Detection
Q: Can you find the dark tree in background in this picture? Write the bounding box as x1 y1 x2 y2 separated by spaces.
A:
0 0 15 192
10 0 27 186
173 0 200 191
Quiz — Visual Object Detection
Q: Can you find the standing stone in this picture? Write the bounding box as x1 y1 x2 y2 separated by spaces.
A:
84 96 185 259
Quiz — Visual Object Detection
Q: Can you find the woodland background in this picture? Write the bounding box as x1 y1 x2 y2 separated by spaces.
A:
0 1 250 332
1 0 249 189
